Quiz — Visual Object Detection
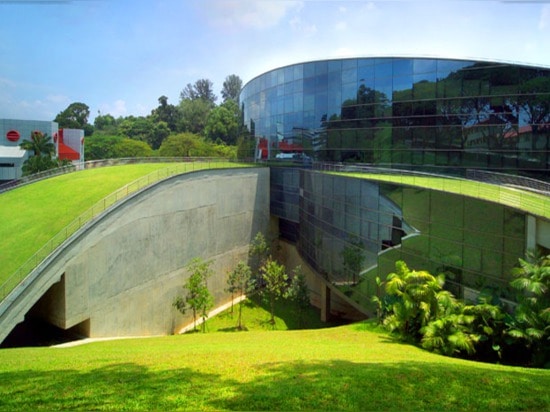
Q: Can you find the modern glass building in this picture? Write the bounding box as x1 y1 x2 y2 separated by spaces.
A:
241 58 550 311
241 57 550 180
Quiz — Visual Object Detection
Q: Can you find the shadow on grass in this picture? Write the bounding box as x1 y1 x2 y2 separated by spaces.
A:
1 359 549 411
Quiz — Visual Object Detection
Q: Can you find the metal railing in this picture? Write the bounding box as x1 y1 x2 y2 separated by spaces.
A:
0 159 255 302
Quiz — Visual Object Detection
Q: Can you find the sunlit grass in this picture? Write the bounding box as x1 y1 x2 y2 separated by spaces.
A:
0 320 548 411
0 162 251 285
332 172 550 219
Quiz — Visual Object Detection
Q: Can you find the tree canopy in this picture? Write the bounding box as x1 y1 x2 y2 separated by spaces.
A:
55 102 94 136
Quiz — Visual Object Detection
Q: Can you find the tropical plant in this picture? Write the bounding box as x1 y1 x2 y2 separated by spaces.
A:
19 131 58 175
507 251 550 367
420 311 478 356
20 131 55 157
226 261 253 330
383 260 454 342
173 258 214 333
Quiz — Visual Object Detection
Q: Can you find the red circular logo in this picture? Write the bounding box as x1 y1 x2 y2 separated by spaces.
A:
6 130 20 142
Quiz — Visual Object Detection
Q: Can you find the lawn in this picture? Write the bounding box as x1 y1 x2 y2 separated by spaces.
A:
0 318 548 411
0 161 251 287
332 172 550 219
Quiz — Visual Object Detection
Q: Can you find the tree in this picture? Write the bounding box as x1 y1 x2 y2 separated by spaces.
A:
286 266 310 328
221 74 243 103
19 131 58 175
178 98 212 135
508 251 550 367
173 258 215 333
383 260 456 342
20 130 55 157
340 236 365 285
151 95 181 132
204 100 240 145
55 102 94 136
226 261 253 330
93 112 118 134
248 232 270 284
260 257 288 325
180 79 217 105
84 135 153 160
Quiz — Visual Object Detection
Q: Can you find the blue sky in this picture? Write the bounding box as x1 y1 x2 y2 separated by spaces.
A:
1 0 549 123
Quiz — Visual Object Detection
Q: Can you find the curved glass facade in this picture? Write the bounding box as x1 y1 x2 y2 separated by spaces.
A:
241 57 550 179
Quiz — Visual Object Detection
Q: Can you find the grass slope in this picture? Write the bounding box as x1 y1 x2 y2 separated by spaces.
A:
0 321 549 411
0 162 248 285
334 172 550 219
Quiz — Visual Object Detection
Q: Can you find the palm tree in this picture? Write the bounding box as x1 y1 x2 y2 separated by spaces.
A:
383 260 457 342
19 131 58 176
508 251 550 367
19 131 55 157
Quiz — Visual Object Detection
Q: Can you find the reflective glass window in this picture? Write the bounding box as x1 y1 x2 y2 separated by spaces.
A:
304 62 316 78
284 65 295 82
342 59 357 71
358 65 375 85
328 59 342 72
315 61 328 75
393 59 413 77
342 68 357 85
374 59 393 78
413 59 437 74
293 64 304 80
437 59 471 79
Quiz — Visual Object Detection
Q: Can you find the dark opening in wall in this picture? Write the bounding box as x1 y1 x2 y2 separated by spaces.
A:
0 316 88 348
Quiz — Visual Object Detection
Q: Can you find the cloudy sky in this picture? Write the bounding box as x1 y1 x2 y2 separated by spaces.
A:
1 0 549 122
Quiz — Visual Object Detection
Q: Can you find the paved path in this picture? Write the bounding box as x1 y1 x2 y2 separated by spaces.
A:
53 295 247 348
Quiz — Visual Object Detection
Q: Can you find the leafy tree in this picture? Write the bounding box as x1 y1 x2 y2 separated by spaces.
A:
249 232 270 283
180 79 217 105
508 251 550 367
84 135 153 160
286 266 310 328
93 112 118 134
55 102 94 136
178 98 212 135
204 100 240 145
226 261 253 330
159 133 201 157
151 95 181 132
260 257 288 325
340 236 365 284
21 155 59 175
118 116 169 149
221 74 243 103
173 258 215 333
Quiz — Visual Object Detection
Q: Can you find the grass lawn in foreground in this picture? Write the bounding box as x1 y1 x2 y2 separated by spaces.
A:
0 319 548 411
332 172 550 219
0 162 248 285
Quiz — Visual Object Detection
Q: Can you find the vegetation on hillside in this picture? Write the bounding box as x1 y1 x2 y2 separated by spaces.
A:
375 253 550 368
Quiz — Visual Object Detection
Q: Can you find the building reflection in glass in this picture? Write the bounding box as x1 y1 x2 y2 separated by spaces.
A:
241 58 550 180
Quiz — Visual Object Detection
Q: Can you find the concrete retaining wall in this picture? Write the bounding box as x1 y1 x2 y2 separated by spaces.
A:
1 167 269 341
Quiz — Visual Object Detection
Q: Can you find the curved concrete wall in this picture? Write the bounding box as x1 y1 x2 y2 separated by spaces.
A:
1 168 269 342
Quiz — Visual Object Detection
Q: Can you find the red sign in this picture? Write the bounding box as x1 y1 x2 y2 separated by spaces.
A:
6 130 20 142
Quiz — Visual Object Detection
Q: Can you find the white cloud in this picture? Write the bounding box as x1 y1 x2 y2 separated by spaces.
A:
98 100 127 118
201 0 303 30
289 15 317 36
540 5 550 30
